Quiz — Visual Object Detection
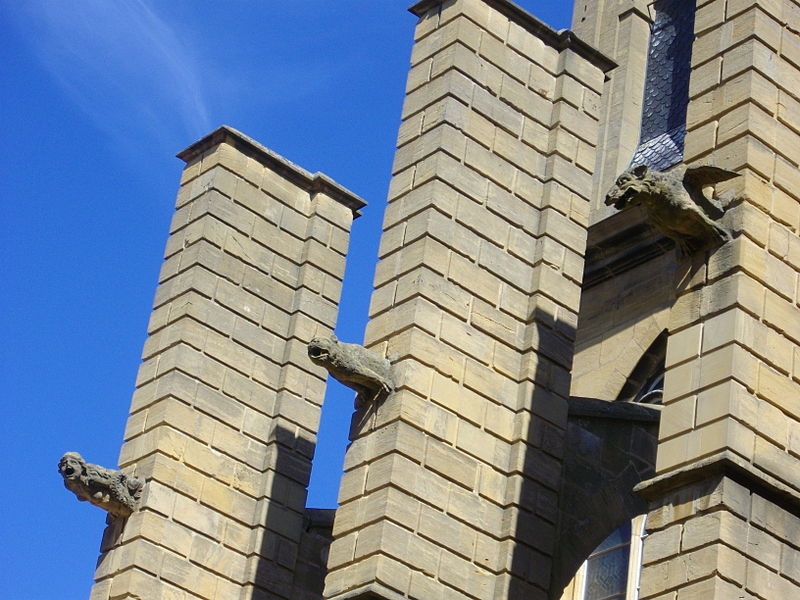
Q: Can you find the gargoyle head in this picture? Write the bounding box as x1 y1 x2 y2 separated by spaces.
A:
59 452 86 483
308 335 338 365
605 164 654 210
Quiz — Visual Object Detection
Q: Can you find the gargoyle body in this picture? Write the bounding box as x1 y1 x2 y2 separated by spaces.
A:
58 452 144 518
308 335 393 407
606 164 738 252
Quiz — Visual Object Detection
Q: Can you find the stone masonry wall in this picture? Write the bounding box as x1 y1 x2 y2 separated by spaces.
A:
638 1 800 598
571 0 652 222
89 126 363 600
323 1 612 599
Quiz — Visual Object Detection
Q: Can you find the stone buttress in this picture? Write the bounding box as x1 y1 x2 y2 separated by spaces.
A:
89 126 363 600
323 2 613 599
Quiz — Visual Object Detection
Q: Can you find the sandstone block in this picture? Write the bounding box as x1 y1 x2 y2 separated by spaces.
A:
412 14 482 66
444 45 505 98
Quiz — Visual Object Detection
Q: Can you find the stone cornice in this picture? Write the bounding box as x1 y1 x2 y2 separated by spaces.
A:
635 450 800 515
409 0 617 73
177 125 366 218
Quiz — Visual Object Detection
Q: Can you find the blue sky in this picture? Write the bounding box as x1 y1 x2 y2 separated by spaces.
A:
1 2 572 597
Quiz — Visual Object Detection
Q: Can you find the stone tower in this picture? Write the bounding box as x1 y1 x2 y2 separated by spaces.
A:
65 1 800 600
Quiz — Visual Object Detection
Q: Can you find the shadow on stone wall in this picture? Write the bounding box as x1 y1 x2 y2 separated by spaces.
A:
505 309 660 600
292 508 336 600
251 425 333 600
503 308 575 599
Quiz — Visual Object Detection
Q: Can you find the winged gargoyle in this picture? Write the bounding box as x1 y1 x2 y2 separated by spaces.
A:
605 164 739 253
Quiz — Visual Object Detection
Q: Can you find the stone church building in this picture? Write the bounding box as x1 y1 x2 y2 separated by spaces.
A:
60 0 800 598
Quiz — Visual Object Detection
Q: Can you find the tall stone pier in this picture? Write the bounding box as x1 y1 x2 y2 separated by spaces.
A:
89 126 363 600
323 1 613 599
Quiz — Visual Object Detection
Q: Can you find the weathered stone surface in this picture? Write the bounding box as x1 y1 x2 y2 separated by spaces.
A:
59 452 143 518
85 126 362 600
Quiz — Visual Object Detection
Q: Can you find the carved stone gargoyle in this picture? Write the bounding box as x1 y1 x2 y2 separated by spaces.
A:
307 335 394 407
605 164 739 253
58 452 144 518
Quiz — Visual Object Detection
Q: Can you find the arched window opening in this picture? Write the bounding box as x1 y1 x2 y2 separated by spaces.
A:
561 516 648 600
616 331 667 405
634 371 664 405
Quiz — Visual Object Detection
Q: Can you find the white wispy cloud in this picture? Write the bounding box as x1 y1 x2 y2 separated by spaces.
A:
15 0 211 145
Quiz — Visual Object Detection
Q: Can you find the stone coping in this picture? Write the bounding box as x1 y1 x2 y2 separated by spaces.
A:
569 396 662 423
177 125 367 218
619 3 653 24
635 450 800 514
409 0 617 73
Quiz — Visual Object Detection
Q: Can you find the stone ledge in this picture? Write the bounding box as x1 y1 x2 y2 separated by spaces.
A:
635 450 800 516
618 2 653 25
177 125 367 218
569 396 662 423
409 0 617 73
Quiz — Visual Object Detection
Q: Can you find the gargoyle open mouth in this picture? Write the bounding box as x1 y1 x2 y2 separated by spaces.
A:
59 453 84 480
308 347 329 360
605 186 638 209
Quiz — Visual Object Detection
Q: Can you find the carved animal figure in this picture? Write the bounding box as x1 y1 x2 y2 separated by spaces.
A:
605 164 738 252
58 452 144 518
307 335 393 406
